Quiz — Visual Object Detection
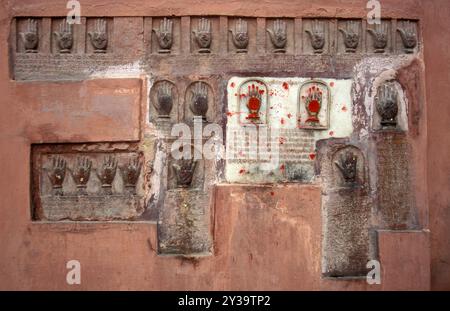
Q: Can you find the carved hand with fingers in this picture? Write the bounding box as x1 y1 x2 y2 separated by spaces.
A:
267 19 287 52
193 18 212 53
367 22 388 53
54 19 73 53
72 156 92 195
172 159 197 188
334 151 358 185
20 18 39 53
305 19 325 54
120 156 142 194
153 18 173 53
156 82 173 118
376 83 398 128
96 155 117 194
246 84 262 120
88 19 108 53
48 156 66 195
190 82 209 119
339 21 359 53
397 21 417 53
230 18 249 52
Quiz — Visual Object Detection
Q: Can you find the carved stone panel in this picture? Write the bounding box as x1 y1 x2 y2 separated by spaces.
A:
32 143 148 221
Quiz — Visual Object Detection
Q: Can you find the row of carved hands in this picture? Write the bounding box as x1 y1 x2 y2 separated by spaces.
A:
47 155 142 195
20 18 108 53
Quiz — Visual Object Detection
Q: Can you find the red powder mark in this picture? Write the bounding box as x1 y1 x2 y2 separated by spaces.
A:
280 118 285 125
287 113 292 119
259 89 265 95
234 93 238 97
230 82 235 88
279 137 286 145
329 130 334 136
226 112 233 117
341 105 348 112
330 82 335 87
309 153 316 160
270 106 274 109
282 82 289 90
270 191 275 196
280 164 285 171
239 168 246 174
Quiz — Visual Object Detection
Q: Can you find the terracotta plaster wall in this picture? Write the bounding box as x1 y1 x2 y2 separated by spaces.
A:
0 0 447 290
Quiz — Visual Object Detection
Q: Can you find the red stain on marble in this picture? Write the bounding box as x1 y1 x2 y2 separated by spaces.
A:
226 112 233 117
239 168 246 174
280 118 285 125
330 82 335 87
280 164 285 171
342 105 347 112
287 113 292 119
279 137 286 145
329 130 334 136
230 82 235 88
282 82 289 90
309 153 316 160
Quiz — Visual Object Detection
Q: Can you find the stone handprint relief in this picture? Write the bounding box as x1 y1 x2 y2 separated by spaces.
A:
305 19 326 54
71 156 92 195
376 82 399 128
189 82 209 120
367 22 388 53
154 81 174 118
47 156 67 196
153 18 173 53
334 151 358 186
96 155 117 195
397 21 417 54
172 159 197 188
245 83 263 121
20 18 39 53
120 156 142 194
230 18 249 53
267 19 287 53
305 85 323 124
339 20 360 53
53 19 73 53
298 81 330 129
192 18 212 53
88 19 108 53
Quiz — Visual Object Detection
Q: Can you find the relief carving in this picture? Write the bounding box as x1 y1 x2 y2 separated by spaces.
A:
153 17 173 53
367 22 388 53
47 156 67 196
267 19 287 53
189 82 209 120
120 157 142 194
71 156 92 195
397 21 417 54
88 19 108 53
229 18 249 53
298 81 330 129
339 21 359 53
334 151 358 186
172 159 197 188
53 19 73 53
376 82 399 129
193 18 212 53
96 155 117 195
20 18 39 53
155 81 174 118
305 19 325 54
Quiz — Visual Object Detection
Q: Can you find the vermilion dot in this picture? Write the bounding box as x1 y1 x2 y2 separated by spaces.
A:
309 153 316 160
282 82 289 90
230 82 235 88
330 82 335 87
308 100 320 113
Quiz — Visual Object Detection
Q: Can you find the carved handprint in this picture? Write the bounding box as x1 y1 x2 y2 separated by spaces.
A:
120 157 142 194
193 18 212 53
20 18 39 53
96 155 117 194
367 22 388 53
53 19 73 53
339 21 359 53
47 156 66 196
88 19 108 53
305 85 323 123
397 21 417 53
230 18 249 52
172 159 197 188
376 83 398 128
334 151 358 185
72 156 92 195
190 82 209 119
155 82 173 118
267 19 287 52
153 18 173 53
305 19 325 54
246 84 262 120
